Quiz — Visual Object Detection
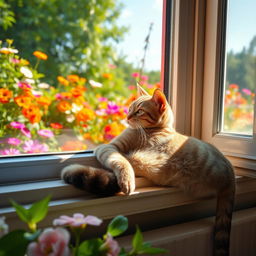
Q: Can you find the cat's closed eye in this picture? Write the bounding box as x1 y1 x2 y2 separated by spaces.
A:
135 109 144 116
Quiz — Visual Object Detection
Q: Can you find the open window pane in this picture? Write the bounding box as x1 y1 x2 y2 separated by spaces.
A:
222 0 255 135
0 0 163 156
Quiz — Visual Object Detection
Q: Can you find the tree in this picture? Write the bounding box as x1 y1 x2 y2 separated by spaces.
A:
0 0 127 85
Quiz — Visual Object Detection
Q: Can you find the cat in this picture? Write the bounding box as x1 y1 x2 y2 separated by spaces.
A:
62 85 235 256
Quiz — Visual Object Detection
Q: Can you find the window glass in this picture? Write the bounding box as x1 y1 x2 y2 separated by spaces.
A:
0 0 163 156
222 0 255 135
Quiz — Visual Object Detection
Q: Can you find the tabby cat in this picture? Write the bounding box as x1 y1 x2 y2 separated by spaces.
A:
62 86 235 256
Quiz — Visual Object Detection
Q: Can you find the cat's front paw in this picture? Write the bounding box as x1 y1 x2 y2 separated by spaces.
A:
118 172 135 195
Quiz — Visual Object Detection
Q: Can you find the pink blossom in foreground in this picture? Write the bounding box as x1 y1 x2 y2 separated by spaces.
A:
23 140 49 153
53 213 102 228
10 121 25 130
102 234 121 256
106 102 119 115
21 127 31 138
27 227 70 256
38 129 54 138
6 137 21 145
0 216 9 238
0 148 20 155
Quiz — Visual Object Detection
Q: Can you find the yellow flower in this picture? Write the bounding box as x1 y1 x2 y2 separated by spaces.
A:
57 76 69 86
67 75 80 83
33 51 48 60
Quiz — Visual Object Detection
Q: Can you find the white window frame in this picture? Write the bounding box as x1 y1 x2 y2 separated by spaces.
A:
201 0 256 169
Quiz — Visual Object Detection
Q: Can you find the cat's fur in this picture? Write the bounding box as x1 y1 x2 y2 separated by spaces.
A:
62 86 235 256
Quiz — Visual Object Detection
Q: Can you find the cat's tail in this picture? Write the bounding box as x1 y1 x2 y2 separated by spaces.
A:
214 181 235 256
61 164 121 196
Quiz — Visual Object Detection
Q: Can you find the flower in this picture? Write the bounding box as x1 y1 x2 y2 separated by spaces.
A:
22 105 42 123
14 95 32 108
6 137 21 145
0 88 13 103
53 213 102 228
17 81 32 90
33 51 48 60
141 75 148 81
106 102 120 115
60 140 87 151
55 92 72 100
0 148 20 155
38 129 54 138
67 74 79 83
21 127 31 138
101 234 121 256
57 76 69 86
132 72 140 78
36 96 51 106
0 47 18 54
242 88 252 96
0 216 9 238
76 108 95 123
27 227 70 256
10 121 25 130
23 140 49 153
38 83 50 89
50 123 63 129
57 101 72 112
66 114 75 123
102 73 113 80
89 79 102 88
20 67 33 78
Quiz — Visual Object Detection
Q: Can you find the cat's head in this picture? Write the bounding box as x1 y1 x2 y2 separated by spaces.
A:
127 84 174 129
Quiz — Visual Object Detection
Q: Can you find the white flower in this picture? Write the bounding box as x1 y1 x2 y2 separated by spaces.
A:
66 114 75 123
71 103 82 113
20 67 33 78
0 216 9 238
32 90 43 97
24 78 35 84
89 79 102 88
38 83 50 89
0 47 18 54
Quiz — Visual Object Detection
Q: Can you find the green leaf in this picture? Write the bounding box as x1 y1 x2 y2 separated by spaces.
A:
24 230 41 241
132 226 143 251
0 230 29 256
10 200 29 223
29 195 51 223
78 238 103 256
107 215 128 237
119 248 128 256
139 245 168 255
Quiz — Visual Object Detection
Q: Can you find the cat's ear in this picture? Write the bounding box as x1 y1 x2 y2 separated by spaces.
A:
136 82 149 97
152 89 167 113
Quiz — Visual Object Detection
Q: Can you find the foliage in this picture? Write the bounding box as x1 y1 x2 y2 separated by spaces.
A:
0 0 127 85
226 36 256 91
0 40 161 155
0 196 168 256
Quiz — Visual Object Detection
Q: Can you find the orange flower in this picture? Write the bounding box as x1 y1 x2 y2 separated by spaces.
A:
76 108 95 123
37 96 51 106
71 86 86 98
57 76 69 86
102 73 113 80
61 140 87 151
83 133 91 139
22 105 42 123
50 123 63 129
0 88 13 103
59 92 72 100
67 74 80 83
57 101 72 112
14 95 32 108
33 51 48 60
79 77 87 84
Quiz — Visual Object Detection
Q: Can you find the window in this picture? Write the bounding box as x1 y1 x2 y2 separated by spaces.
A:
202 0 256 166
0 0 163 156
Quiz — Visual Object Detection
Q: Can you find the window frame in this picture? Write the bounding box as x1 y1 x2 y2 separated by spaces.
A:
201 0 256 166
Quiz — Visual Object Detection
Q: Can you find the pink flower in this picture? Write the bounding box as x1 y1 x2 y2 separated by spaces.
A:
6 137 21 145
23 140 49 153
141 75 148 81
98 97 108 102
132 72 140 78
242 88 252 96
106 102 120 115
0 148 20 155
11 58 20 64
21 127 31 138
17 81 32 89
102 234 121 256
108 64 117 69
53 213 102 228
10 121 25 130
27 227 70 256
38 129 54 138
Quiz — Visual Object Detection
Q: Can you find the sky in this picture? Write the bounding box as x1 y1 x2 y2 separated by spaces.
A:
115 0 256 71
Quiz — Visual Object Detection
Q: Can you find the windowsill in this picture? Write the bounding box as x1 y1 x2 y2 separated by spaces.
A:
1 175 256 231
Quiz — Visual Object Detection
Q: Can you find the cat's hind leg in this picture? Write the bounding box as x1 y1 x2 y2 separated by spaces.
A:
61 164 120 196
